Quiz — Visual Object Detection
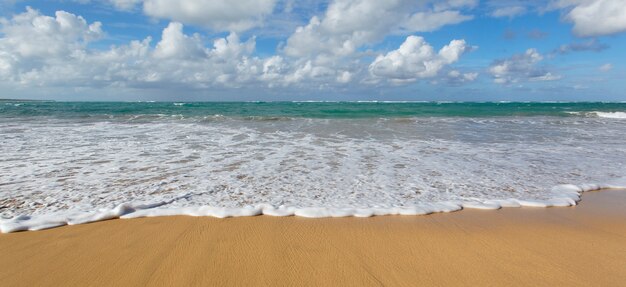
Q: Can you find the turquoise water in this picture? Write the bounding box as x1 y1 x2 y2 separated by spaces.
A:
2 101 626 119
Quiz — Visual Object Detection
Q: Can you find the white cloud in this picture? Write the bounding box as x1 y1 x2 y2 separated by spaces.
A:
284 0 474 59
529 72 561 81
211 33 256 60
109 0 142 10
369 36 468 82
336 70 352 83
599 63 612 72
0 8 262 89
0 6 476 97
489 48 560 84
0 50 16 78
447 69 478 84
142 0 277 32
547 0 626 37
433 0 479 11
0 8 351 92
280 0 476 88
0 7 103 58
564 0 626 36
484 1 626 37
259 55 286 84
490 6 526 18
403 10 473 32
153 22 207 59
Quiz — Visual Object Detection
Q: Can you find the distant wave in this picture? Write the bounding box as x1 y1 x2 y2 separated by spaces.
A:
594 112 626 119
566 111 626 119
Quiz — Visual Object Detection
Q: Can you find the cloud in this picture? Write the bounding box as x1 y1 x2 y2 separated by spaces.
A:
0 8 262 89
368 36 468 83
403 10 473 32
0 7 103 58
284 0 474 59
486 1 626 37
490 6 526 18
0 6 474 96
555 39 608 54
0 7 365 94
433 0 479 11
336 71 352 83
109 0 142 10
555 0 626 37
445 69 478 85
599 63 612 72
143 0 278 32
153 22 208 59
489 48 560 84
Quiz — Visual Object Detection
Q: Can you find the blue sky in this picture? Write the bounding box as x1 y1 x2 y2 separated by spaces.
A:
0 0 625 101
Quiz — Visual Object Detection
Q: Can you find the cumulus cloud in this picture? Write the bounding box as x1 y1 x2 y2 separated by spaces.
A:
0 7 103 58
336 71 352 83
0 8 263 89
0 6 476 97
551 0 626 37
0 7 359 92
153 22 207 59
489 48 560 84
284 0 474 59
566 0 626 36
369 36 469 83
142 0 277 32
484 1 626 37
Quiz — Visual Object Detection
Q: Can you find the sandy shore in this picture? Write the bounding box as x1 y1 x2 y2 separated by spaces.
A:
1 190 625 286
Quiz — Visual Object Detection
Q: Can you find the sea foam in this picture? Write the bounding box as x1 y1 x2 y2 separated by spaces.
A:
2 183 624 233
1 116 625 233
593 111 626 119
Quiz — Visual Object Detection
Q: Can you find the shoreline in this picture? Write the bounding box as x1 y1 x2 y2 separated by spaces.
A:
2 184 620 233
1 189 625 286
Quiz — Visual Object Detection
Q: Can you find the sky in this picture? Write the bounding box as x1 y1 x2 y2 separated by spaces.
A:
0 0 625 101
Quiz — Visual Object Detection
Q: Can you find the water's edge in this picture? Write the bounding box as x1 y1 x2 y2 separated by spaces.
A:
2 182 624 233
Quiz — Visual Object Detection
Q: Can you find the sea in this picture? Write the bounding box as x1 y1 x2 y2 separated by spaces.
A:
1 101 625 232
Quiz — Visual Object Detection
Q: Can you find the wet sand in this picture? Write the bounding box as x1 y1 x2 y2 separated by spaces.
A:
1 190 625 286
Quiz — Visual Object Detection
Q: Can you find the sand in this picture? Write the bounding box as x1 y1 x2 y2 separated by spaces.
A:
1 190 625 287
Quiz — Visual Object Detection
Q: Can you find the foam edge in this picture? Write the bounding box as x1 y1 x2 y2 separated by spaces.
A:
1 183 624 234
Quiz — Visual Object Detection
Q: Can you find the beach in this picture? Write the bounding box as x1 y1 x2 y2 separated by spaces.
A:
1 189 625 286
2 0 626 285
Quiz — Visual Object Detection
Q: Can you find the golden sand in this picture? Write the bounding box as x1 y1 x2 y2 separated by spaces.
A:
1 190 625 286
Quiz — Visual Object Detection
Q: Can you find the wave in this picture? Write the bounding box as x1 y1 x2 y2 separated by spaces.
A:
594 112 626 119
241 116 294 121
565 111 626 119
1 182 623 233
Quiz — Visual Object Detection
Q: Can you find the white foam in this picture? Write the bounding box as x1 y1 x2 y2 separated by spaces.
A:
566 111 626 119
2 183 624 233
1 117 625 233
593 112 626 119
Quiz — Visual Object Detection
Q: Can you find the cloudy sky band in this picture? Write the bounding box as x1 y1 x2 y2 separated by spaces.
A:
0 0 624 101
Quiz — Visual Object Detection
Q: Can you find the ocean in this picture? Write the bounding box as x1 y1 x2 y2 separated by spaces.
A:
1 101 625 232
